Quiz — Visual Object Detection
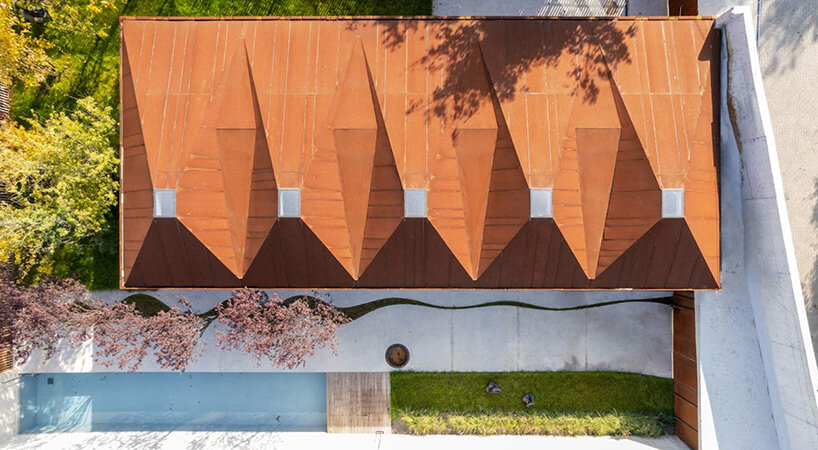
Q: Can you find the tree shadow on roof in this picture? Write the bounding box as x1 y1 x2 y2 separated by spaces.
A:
368 19 635 124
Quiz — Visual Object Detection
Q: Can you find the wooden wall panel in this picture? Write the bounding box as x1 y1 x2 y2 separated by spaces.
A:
673 291 698 449
326 372 391 433
0 326 12 373
0 82 9 121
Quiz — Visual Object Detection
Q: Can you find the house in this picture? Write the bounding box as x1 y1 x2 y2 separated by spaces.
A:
3 9 816 450
115 14 719 445
119 17 719 291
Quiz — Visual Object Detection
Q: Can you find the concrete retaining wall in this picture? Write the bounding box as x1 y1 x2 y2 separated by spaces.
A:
0 370 21 441
697 7 818 449
18 290 673 378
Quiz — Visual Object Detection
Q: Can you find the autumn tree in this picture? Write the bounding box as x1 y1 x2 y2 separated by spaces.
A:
1 274 350 372
92 297 203 372
0 0 51 87
216 289 350 369
0 269 203 372
0 96 118 280
1 0 126 84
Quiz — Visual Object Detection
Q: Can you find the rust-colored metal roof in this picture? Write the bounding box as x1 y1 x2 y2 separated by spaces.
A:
120 16 720 289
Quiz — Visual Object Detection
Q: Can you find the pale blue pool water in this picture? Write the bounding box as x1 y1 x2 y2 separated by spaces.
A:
19 373 327 433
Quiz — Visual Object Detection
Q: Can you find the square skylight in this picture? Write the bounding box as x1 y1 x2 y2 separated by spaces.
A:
404 189 427 218
153 189 176 218
662 189 685 218
278 189 301 218
530 188 553 218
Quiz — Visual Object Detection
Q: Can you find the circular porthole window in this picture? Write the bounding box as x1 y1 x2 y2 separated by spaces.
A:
385 343 410 368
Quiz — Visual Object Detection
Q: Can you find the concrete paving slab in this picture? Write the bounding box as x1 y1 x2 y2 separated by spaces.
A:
701 0 818 365
0 431 692 450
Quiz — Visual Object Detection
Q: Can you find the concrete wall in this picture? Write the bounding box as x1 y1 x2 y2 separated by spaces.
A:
697 7 818 449
696 49 778 448
701 0 818 380
0 370 21 440
17 290 673 378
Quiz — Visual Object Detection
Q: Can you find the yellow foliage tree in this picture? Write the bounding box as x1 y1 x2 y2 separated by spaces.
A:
0 0 51 86
0 97 118 278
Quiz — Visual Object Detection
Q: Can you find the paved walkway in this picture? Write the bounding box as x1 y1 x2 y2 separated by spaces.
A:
0 432 690 450
700 0 818 366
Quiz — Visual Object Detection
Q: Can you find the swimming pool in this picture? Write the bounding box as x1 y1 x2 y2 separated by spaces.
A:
19 372 327 432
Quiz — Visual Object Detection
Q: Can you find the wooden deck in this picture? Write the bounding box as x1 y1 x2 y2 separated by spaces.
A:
326 372 391 433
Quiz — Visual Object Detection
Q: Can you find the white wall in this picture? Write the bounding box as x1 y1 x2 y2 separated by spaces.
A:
0 370 21 440
698 7 818 449
18 290 673 378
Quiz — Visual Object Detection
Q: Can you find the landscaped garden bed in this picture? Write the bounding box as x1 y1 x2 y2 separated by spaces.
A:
391 371 673 436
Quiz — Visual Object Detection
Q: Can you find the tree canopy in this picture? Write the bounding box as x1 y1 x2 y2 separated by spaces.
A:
1 275 349 371
0 96 118 279
0 0 51 86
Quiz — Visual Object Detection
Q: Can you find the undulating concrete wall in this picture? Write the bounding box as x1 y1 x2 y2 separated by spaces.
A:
697 7 818 449
18 290 673 378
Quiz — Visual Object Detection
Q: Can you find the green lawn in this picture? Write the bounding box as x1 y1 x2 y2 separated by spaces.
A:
13 0 432 290
391 372 674 436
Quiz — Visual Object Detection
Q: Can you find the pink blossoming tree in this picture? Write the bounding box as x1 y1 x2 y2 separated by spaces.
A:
91 298 203 372
0 271 203 371
0 274 93 364
215 288 350 369
0 270 349 372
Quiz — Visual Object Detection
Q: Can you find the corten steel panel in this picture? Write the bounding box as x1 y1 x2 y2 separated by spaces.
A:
673 292 698 449
120 17 720 289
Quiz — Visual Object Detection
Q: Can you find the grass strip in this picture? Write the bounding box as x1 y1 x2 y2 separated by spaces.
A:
393 409 667 437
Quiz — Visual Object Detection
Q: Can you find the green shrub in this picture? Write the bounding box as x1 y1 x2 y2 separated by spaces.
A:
121 294 169 316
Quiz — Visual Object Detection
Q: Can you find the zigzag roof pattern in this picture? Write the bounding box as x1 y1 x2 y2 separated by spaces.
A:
120 16 720 289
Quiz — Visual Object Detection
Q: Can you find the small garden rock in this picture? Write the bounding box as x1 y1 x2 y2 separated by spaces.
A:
523 393 535 407
485 381 501 393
